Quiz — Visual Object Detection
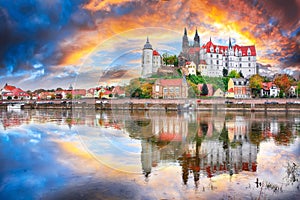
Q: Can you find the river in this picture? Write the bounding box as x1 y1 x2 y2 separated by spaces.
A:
0 109 299 199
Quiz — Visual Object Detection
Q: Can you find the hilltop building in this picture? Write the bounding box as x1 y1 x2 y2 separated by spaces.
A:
178 28 200 68
141 37 162 78
199 38 257 78
178 28 257 78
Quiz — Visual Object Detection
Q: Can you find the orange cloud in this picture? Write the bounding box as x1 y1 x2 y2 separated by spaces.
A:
83 0 135 12
56 0 299 73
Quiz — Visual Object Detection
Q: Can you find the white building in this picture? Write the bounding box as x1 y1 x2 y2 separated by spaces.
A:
184 61 197 75
199 38 257 78
141 37 162 78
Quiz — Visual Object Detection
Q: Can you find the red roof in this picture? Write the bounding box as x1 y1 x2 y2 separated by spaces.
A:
185 61 191 65
261 82 276 91
159 79 183 86
72 89 86 96
228 88 234 93
202 40 256 56
4 84 16 91
199 60 207 65
153 50 160 56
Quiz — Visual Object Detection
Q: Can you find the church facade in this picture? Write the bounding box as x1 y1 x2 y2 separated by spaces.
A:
178 28 200 69
141 37 162 78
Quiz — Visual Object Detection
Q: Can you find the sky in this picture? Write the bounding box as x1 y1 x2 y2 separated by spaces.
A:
0 0 299 90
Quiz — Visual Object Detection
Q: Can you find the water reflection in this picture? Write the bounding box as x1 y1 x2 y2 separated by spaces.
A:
0 109 299 199
1 110 298 178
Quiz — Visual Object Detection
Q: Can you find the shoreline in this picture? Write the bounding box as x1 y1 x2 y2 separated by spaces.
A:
1 100 300 112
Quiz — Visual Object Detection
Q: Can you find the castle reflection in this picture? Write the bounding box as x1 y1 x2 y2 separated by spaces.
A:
0 109 298 185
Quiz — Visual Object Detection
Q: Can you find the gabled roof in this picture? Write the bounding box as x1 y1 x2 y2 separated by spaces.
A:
158 79 184 86
202 40 256 56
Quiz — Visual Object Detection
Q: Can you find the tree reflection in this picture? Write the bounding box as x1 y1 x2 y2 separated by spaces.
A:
249 121 265 147
273 123 295 146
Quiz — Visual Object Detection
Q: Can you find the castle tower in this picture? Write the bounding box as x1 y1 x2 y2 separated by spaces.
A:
141 37 153 78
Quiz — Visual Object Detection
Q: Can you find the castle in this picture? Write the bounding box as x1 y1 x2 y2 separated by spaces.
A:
141 29 258 78
141 37 162 78
179 28 258 78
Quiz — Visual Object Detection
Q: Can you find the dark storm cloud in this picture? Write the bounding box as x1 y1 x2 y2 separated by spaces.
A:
0 0 92 76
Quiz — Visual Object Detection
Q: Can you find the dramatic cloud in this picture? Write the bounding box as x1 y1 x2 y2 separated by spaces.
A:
0 0 299 89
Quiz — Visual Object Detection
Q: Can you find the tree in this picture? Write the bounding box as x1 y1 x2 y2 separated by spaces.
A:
56 87 63 91
201 83 208 96
162 53 178 66
222 68 228 77
249 74 264 97
140 82 153 98
274 74 292 95
7 96 12 100
50 94 56 100
66 93 73 99
125 78 141 97
228 70 240 78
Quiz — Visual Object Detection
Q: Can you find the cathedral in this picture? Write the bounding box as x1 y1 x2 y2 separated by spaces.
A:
178 28 200 68
141 37 162 78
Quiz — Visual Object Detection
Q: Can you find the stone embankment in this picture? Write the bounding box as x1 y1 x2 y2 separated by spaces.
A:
0 98 299 112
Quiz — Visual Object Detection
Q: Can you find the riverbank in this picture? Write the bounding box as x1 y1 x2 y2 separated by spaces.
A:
1 99 300 112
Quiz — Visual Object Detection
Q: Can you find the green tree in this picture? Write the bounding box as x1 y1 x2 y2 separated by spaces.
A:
249 74 264 97
7 96 12 100
162 53 178 66
228 70 240 78
66 93 73 99
201 83 208 96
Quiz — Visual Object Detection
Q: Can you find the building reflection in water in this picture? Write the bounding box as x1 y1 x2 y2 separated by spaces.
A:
0 109 298 185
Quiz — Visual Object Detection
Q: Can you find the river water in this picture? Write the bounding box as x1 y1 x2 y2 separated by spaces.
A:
0 109 299 199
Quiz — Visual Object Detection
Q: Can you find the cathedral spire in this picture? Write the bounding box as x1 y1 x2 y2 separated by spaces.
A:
194 28 200 47
184 27 187 35
229 37 232 49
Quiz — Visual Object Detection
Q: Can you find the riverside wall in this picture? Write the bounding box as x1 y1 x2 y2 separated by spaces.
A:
0 98 300 112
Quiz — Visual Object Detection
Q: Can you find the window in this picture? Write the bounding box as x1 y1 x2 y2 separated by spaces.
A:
217 60 219 65
163 88 168 94
210 54 212 58
217 54 219 58
239 63 242 67
248 57 250 61
248 63 251 67
175 87 180 93
169 87 174 93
